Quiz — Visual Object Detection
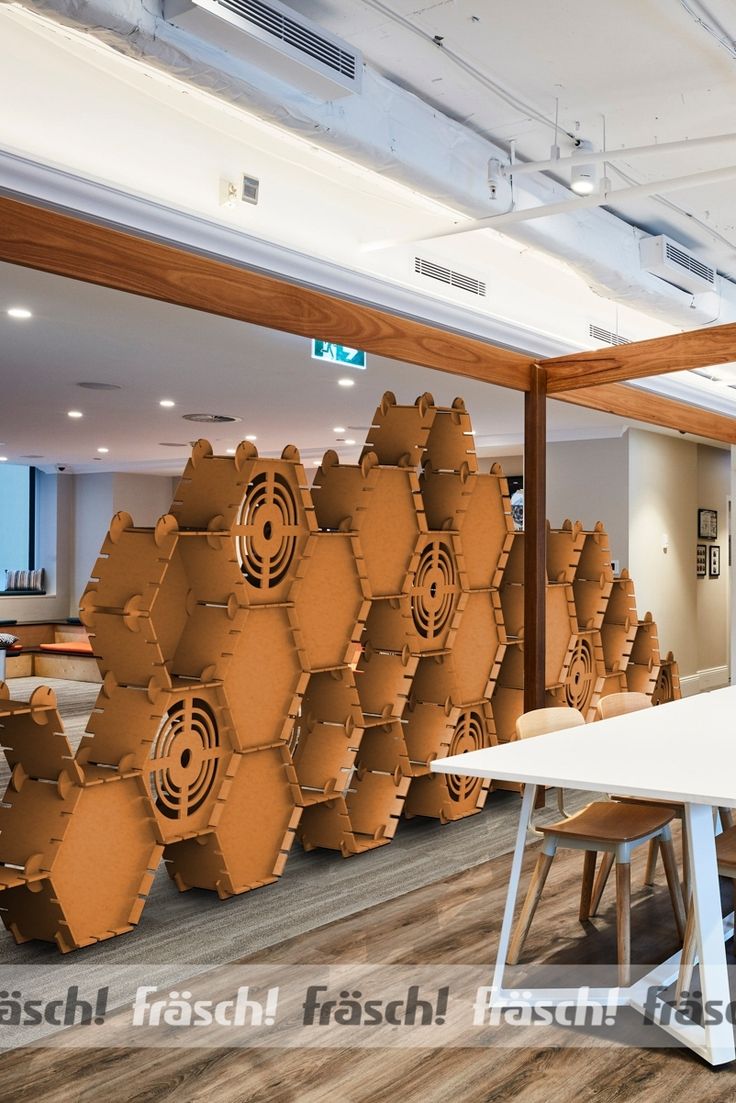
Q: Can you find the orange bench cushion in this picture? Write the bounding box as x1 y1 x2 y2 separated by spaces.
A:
38 642 94 655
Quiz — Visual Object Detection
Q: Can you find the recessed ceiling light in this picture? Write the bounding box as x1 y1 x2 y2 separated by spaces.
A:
245 434 257 442
7 307 32 320
0 457 7 462
333 426 346 433
77 381 122 390
313 460 320 466
159 399 175 408
226 448 236 454
97 447 109 454
68 410 83 419
337 378 355 388
345 439 356 445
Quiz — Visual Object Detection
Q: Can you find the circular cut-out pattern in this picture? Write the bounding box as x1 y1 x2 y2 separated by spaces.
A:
150 698 220 820
446 709 488 804
652 666 674 706
564 637 596 713
411 538 458 641
236 471 301 589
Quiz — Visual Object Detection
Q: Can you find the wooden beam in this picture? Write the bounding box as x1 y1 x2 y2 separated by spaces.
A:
555 381 736 444
543 323 736 393
0 195 533 392
524 366 547 713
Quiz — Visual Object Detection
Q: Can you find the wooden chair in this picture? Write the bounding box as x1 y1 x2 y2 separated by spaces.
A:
595 692 672 895
508 706 686 986
677 825 736 1002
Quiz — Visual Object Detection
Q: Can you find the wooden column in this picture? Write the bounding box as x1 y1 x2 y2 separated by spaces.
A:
524 365 547 712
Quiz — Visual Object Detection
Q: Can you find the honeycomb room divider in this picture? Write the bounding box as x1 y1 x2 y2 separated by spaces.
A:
0 392 680 951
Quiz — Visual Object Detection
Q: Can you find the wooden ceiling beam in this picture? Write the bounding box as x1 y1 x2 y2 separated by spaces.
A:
542 323 736 393
554 381 736 444
0 195 534 392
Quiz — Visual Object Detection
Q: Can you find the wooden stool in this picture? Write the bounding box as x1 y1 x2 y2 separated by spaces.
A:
508 706 686 986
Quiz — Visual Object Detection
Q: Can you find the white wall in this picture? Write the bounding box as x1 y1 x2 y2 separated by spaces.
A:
546 436 629 567
71 473 177 615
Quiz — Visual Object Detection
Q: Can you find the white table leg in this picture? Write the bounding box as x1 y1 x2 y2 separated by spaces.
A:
491 783 537 994
685 801 735 1065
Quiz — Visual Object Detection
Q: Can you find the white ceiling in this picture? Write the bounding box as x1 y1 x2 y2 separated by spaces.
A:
299 0 736 271
0 259 637 474
1 0 736 446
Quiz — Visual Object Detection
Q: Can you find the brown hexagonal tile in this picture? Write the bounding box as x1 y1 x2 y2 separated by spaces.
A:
312 451 425 599
288 532 369 671
165 745 301 898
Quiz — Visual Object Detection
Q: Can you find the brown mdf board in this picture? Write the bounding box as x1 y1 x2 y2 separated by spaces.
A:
165 745 302 898
361 390 437 468
355 641 418 724
299 772 411 856
288 531 370 672
420 464 514 590
409 589 506 708
600 570 639 674
626 614 662 696
651 651 683 706
546 519 586 584
311 452 425 600
572 525 615 631
404 702 496 823
290 668 363 804
548 630 606 721
0 390 682 952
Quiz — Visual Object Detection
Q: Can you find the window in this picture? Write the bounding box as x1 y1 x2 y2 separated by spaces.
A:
0 464 35 582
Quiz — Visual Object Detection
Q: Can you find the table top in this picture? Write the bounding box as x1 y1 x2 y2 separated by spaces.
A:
431 686 736 807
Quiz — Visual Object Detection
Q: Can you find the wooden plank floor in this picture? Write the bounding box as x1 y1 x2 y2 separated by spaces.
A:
2 825 735 1102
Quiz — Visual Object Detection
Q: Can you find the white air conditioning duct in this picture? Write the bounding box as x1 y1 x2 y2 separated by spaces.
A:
164 0 363 99
640 234 718 295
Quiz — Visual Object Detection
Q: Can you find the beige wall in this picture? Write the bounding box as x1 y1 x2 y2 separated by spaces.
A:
546 436 629 568
627 430 698 677
696 444 730 675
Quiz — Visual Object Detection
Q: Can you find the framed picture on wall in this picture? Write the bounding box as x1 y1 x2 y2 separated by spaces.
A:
709 544 721 578
698 508 718 539
696 544 707 578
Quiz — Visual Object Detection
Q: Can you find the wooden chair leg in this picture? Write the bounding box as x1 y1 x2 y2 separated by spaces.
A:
676 902 697 1005
615 860 631 987
681 818 690 900
508 850 555 966
659 830 686 940
590 851 614 915
579 850 597 921
643 838 658 886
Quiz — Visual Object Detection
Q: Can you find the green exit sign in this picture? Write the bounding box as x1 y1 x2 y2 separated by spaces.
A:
312 340 366 368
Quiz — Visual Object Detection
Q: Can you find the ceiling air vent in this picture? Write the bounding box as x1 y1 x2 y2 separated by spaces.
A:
640 234 717 295
588 323 631 347
165 0 362 99
414 257 486 298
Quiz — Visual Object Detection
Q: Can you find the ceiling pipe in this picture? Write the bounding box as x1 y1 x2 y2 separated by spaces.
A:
374 162 736 246
504 131 736 176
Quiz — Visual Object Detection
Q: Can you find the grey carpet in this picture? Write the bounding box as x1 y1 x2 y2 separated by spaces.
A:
2 677 588 968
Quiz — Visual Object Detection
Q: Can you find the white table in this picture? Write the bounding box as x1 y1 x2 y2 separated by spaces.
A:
431 686 736 1065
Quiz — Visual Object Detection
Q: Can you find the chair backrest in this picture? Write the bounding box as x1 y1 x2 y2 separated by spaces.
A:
515 706 586 741
596 691 652 720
